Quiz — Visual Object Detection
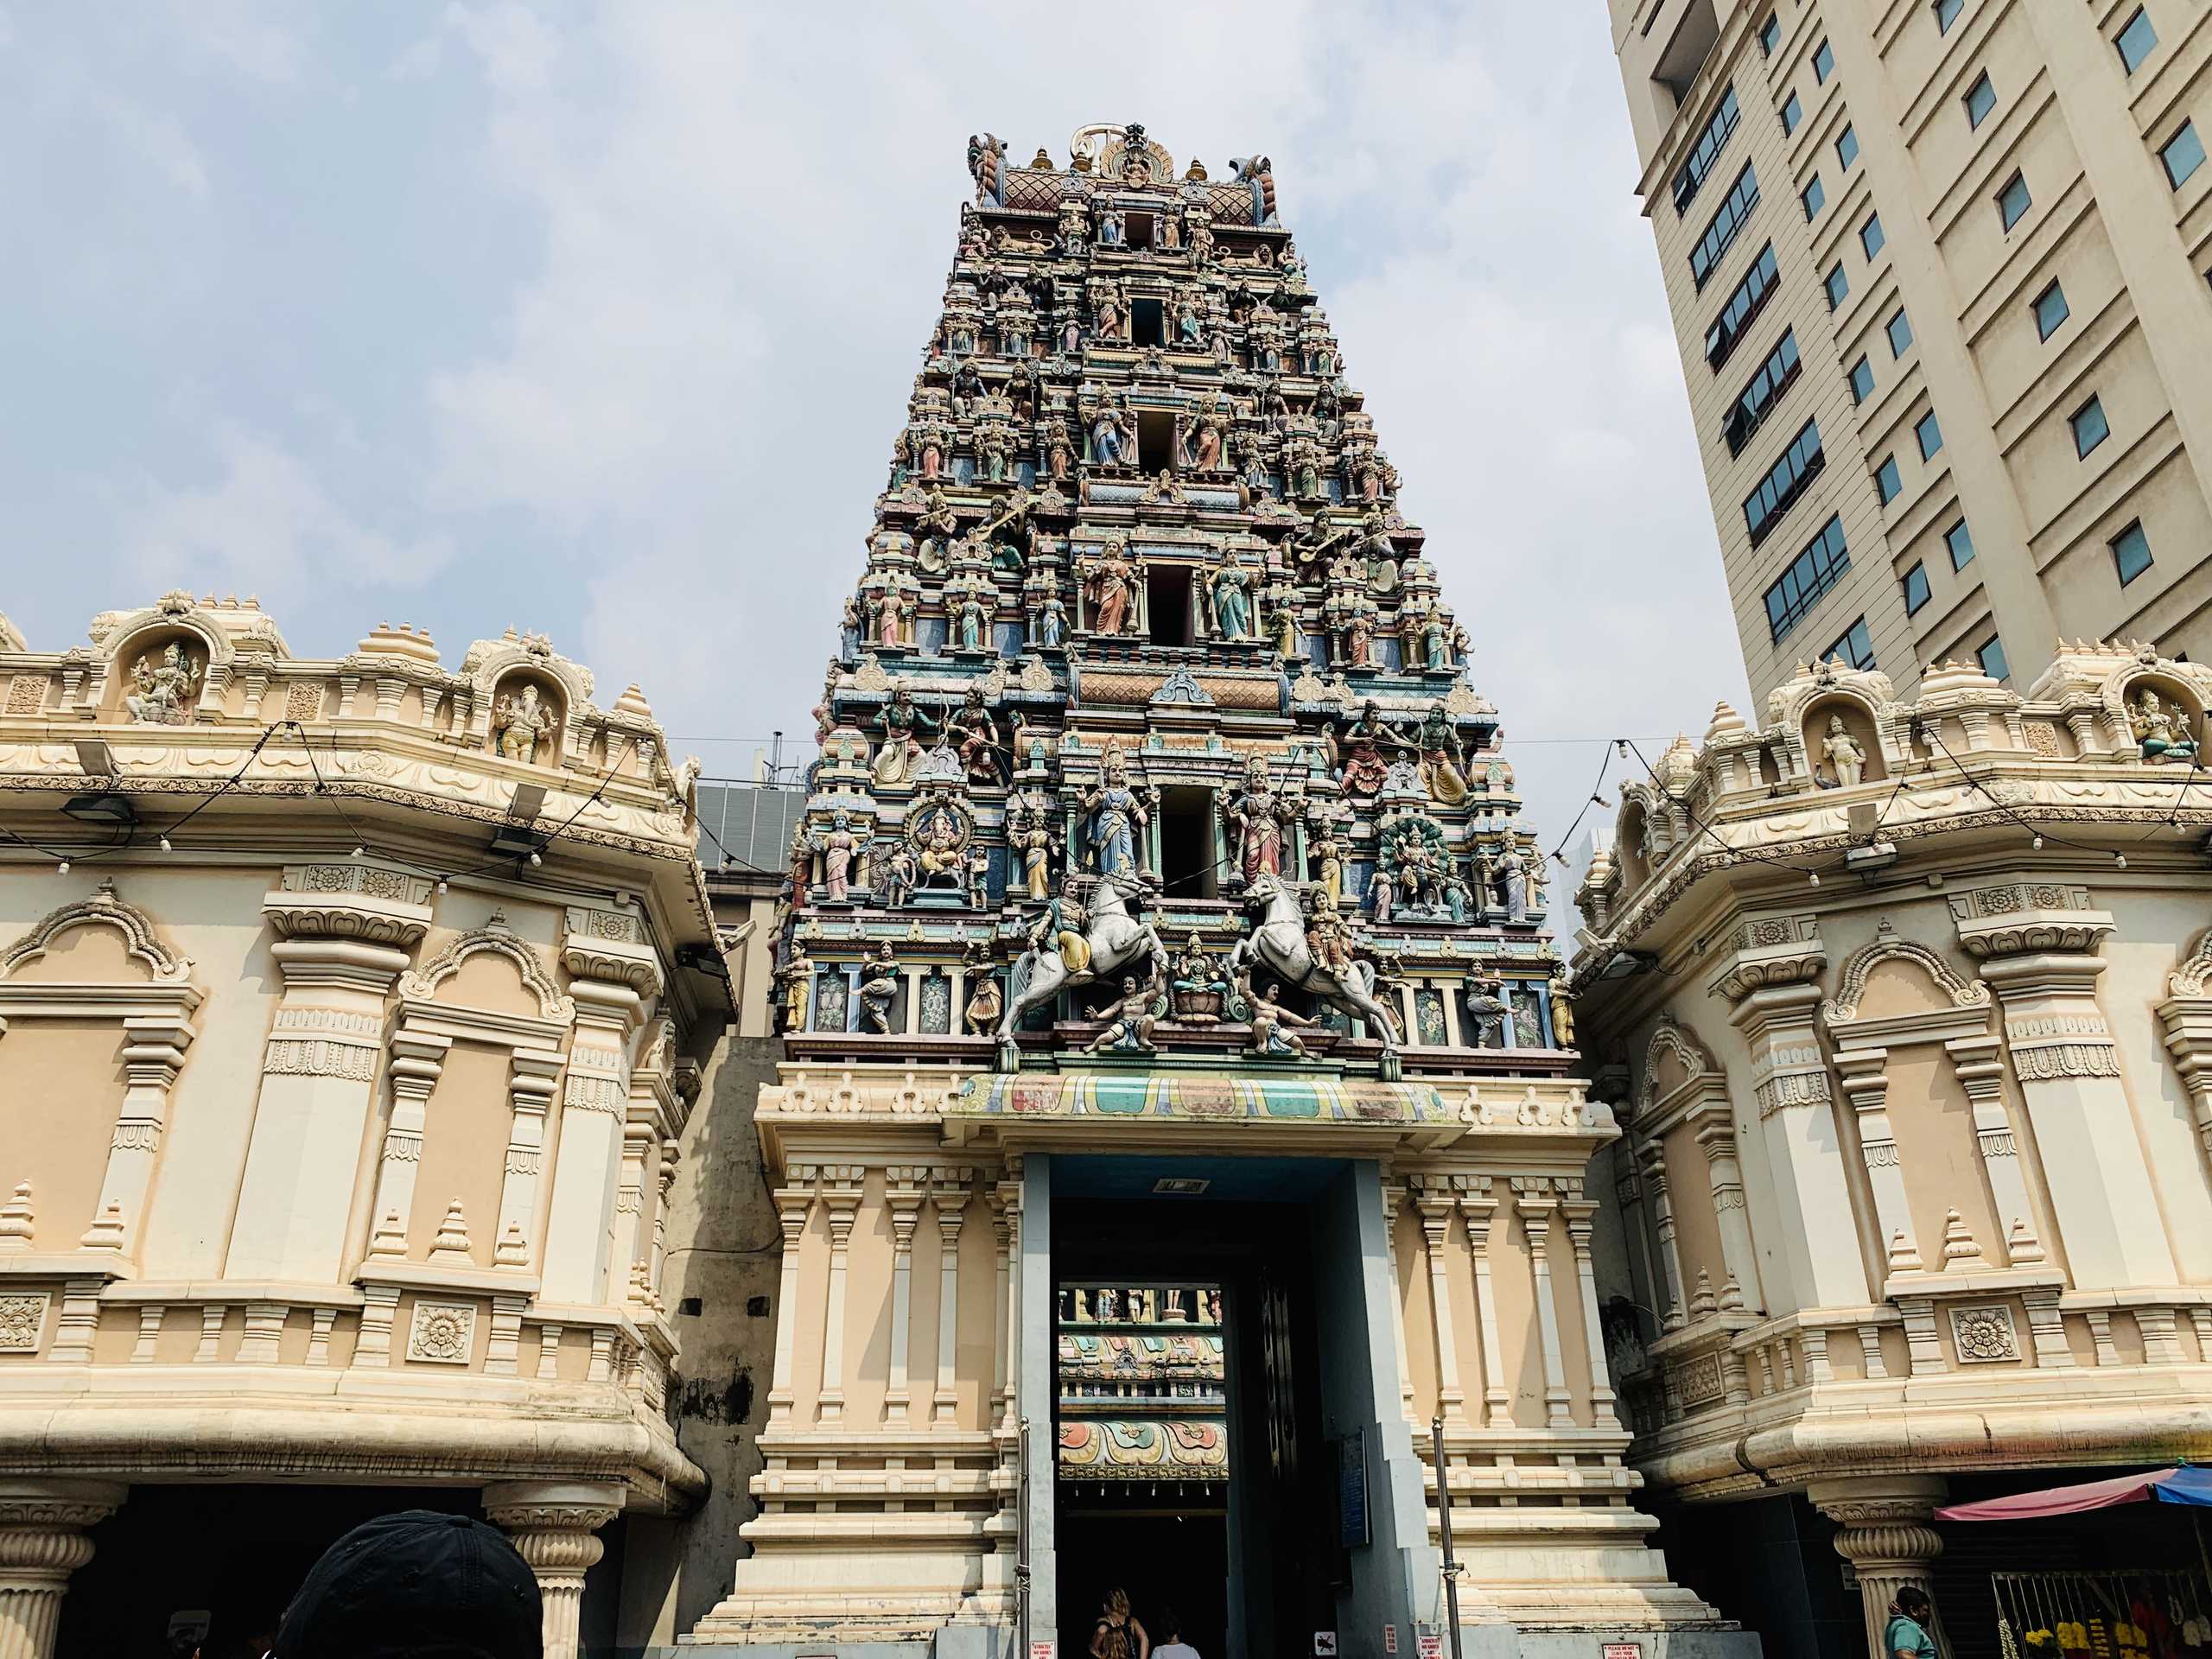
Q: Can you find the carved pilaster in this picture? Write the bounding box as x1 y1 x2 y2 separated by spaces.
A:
932 1169 971 1427
1512 1177 1573 1427
884 1167 925 1423
766 1179 815 1425
817 1166 863 1422
1413 1178 1467 1426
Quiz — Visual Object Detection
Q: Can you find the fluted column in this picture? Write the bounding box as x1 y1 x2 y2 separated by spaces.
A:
1458 1178 1512 1427
765 1179 814 1426
1810 1476 1947 1659
1833 1047 1919 1272
817 1167 863 1423
365 1030 448 1250
1413 1180 1468 1427
884 1168 925 1424
0 1480 123 1659
1561 1194 1620 1428
1635 1138 1688 1330
1694 1122 1764 1308
484 1482 621 1659
931 1170 969 1427
1513 1178 1574 1427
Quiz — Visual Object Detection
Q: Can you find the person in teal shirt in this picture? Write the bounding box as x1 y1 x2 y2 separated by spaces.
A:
1885 1586 1939 1658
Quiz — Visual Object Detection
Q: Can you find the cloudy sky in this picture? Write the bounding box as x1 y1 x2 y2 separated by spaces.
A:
0 1 1749 872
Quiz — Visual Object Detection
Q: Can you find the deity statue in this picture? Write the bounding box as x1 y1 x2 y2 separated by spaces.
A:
1081 538 1141 635
1086 389 1135 466
1085 976 1158 1053
1413 702 1468 805
1082 745 1153 879
491 682 556 763
967 132 1007 207
977 423 1011 484
1009 798 1058 901
956 593 989 652
1035 591 1070 649
1247 979 1313 1058
2132 689 2199 762
949 359 986 416
1042 417 1075 480
1170 931 1228 1003
1091 282 1129 344
914 804 967 888
1445 868 1471 923
1344 603 1375 668
1308 823 1345 910
947 686 1004 785
963 973 1003 1037
1491 845 1529 923
1029 874 1090 973
776 945 813 1034
915 487 959 574
785 821 813 910
873 687 939 787
1263 582 1302 660
906 419 948 482
967 844 992 910
1173 292 1205 346
1058 197 1089 255
873 586 916 650
1366 861 1394 924
812 810 861 903
1304 893 1356 977
1232 429 1270 494
878 842 917 909
1548 971 1575 1048
1421 607 1452 671
1096 203 1126 247
1463 975 1510 1048
1821 714 1867 786
1337 700 1410 798
1209 556 1254 640
1221 753 1291 885
857 943 901 1034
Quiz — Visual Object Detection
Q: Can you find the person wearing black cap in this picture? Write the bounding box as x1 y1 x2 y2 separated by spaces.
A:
275 1510 542 1659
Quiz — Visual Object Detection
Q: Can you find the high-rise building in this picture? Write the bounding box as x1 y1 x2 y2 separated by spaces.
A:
690 124 1751 1654
1606 0 2212 702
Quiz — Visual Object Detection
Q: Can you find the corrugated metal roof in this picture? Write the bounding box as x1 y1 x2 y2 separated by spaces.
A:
693 781 805 873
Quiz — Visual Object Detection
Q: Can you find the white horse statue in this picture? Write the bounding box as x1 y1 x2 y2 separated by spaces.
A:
1227 873 1404 1051
996 874 1170 1058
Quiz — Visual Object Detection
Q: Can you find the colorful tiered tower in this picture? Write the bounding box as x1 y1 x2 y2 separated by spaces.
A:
697 124 1743 1656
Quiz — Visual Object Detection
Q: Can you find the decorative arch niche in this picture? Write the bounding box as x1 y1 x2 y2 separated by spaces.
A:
0 883 203 1263
1802 694 1887 789
1631 1016 1764 1320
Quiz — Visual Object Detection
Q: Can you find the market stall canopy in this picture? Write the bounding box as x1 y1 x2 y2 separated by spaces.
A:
1936 1466 2212 1520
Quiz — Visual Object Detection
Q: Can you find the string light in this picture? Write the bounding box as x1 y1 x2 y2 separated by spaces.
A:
56 859 68 874
436 880 449 895
528 851 543 867
2031 835 2044 850
1808 871 1820 887
2114 853 2128 870
158 836 172 852
350 845 365 859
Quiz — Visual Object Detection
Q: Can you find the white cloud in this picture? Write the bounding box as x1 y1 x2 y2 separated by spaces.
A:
119 424 454 607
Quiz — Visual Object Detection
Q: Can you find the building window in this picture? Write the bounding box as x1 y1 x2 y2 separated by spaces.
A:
1764 513 1851 642
1860 213 1885 258
1998 171 2032 229
2116 6 2158 73
1916 410 1944 461
1704 242 1780 369
1825 616 1877 671
1802 174 1827 219
1759 12 1782 55
1724 329 1803 456
2033 280 2069 340
1946 518 1976 569
1674 86 1744 215
1904 561 1931 614
1745 418 1826 546
1966 71 1996 129
1814 39 1835 83
1978 634 2011 682
2071 395 2110 457
1837 124 1860 168
1887 308 1914 356
1783 91 1804 134
1936 0 1964 33
2112 520 2154 585
1827 262 1851 309
2162 121 2206 188
1690 162 1760 290
1849 354 1875 403
1875 453 1904 504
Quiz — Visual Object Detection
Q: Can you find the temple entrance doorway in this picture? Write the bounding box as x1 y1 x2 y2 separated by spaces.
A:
1050 1157 1350 1659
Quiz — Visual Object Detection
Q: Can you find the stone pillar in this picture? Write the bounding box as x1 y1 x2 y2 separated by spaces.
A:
1954 891 2177 1287
884 1167 925 1424
1512 1178 1574 1427
1635 1138 1689 1329
539 977 640 1303
1833 1046 1920 1271
0 1479 123 1659
817 1166 863 1423
230 867 430 1280
1715 935 1874 1309
1412 1178 1468 1426
1380 1177 1417 1421
1459 1178 1512 1427
1561 1192 1620 1428
765 1179 814 1425
1694 1121 1765 1307
484 1481 622 1659
932 1169 969 1427
1810 1475 1947 1659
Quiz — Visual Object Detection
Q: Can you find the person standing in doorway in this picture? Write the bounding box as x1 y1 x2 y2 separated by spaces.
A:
1151 1610 1199 1659
1886 1585 1939 1659
1090 1588 1149 1659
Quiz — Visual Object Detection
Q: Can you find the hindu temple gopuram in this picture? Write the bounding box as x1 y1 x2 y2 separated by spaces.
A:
689 124 1751 1656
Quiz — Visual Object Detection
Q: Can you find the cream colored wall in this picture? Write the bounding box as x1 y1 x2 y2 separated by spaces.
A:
0 1017 124 1254
407 1039 517 1266
1612 0 2212 705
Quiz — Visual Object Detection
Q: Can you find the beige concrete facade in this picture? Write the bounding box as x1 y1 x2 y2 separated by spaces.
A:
1572 643 2212 1655
0 594 735 1659
1608 0 2212 704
